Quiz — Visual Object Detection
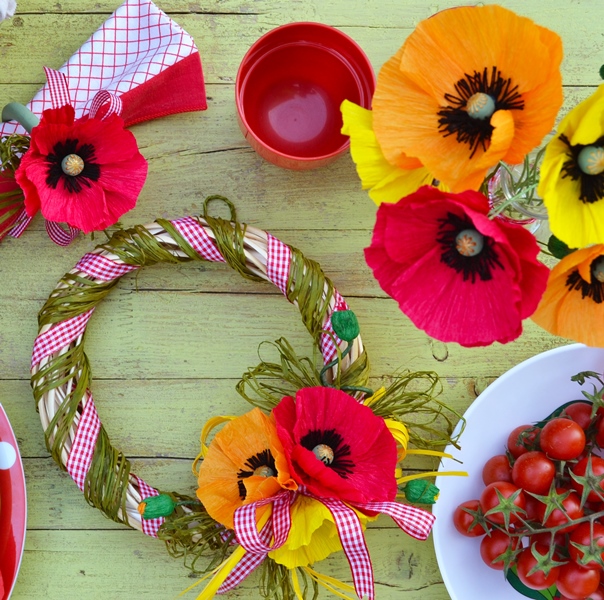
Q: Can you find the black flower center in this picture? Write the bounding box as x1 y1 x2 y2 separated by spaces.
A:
437 212 503 283
300 429 354 478
565 256 604 304
236 449 276 500
559 134 604 204
437 67 525 158
46 138 101 194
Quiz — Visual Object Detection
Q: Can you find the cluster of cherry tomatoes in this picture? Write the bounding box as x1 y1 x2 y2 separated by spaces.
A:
453 400 604 600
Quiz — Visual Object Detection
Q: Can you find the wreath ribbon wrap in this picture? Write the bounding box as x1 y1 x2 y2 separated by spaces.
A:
31 204 368 539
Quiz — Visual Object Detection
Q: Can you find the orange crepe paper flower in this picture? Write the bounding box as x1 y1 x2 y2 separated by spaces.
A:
532 246 604 346
372 5 563 193
196 408 297 529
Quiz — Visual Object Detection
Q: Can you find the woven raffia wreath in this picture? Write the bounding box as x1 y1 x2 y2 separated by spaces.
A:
30 199 461 600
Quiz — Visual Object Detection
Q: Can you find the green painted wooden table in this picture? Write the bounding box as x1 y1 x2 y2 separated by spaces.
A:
0 1 600 598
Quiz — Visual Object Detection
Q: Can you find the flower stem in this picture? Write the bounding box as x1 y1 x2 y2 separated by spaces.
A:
2 102 40 133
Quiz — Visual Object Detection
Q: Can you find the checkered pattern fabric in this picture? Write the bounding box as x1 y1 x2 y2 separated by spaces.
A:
89 89 123 119
0 0 199 136
319 291 349 364
217 520 273 594
266 234 292 297
66 392 102 491
356 500 435 541
31 308 95 367
76 253 139 281
171 216 225 263
135 475 164 537
8 209 31 238
234 491 293 553
45 220 80 246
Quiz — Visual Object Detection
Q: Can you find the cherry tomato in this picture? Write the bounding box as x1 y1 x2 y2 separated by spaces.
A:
482 455 513 486
516 544 560 590
512 451 556 495
530 531 567 549
524 495 544 522
453 500 488 537
535 487 583 533
540 418 586 460
479 529 518 570
596 418 604 448
480 482 526 525
572 456 604 502
508 424 540 458
561 583 604 600
564 402 594 431
569 521 604 569
556 561 600 599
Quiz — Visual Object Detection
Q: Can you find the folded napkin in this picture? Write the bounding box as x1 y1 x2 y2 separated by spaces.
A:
0 0 16 21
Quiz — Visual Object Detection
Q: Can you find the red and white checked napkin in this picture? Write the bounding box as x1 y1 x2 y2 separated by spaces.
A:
0 0 206 136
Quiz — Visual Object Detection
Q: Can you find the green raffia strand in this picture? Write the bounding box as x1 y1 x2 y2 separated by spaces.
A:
259 561 319 600
0 134 29 173
369 372 465 450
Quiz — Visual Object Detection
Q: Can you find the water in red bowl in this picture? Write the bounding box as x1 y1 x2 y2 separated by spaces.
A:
236 22 375 170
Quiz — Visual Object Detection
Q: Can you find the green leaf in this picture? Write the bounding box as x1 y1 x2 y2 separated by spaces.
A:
547 234 575 259
506 567 556 599
600 64 604 80
330 309 360 342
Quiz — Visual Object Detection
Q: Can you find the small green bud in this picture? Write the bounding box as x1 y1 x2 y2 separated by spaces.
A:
600 64 604 80
403 479 440 504
331 310 360 342
138 494 176 519
547 234 575 260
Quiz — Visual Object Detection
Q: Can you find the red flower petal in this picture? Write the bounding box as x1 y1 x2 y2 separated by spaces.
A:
273 387 398 504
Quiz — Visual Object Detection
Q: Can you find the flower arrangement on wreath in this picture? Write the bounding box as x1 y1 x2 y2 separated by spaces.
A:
138 315 465 600
341 4 604 348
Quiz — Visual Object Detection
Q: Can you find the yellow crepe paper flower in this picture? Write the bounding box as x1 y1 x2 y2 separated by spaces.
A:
269 494 375 569
539 85 604 248
340 100 443 205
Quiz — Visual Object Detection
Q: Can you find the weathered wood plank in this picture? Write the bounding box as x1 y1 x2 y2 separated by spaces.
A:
0 8 600 86
12 528 448 599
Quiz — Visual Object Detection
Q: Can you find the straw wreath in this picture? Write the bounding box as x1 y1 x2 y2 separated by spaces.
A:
30 198 368 535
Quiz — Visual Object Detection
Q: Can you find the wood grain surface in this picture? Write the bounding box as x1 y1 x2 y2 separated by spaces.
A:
0 1 599 598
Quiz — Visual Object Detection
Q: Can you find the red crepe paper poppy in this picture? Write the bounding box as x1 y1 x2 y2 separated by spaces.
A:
15 105 147 233
365 186 549 347
273 387 398 505
0 172 25 242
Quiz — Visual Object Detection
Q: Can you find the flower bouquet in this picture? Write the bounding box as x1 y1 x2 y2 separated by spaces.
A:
342 4 604 348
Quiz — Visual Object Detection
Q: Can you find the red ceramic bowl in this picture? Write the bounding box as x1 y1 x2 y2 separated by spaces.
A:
0 405 26 600
236 22 375 170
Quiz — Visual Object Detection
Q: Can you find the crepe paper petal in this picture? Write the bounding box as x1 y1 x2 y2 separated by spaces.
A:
373 5 562 193
14 105 148 234
539 85 604 248
196 408 297 529
273 387 398 505
532 245 604 347
0 172 25 242
365 186 549 347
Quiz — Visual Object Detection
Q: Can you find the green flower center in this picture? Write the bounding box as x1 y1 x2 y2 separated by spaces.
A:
466 93 495 120
578 146 604 176
312 444 334 465
455 229 484 257
253 465 275 478
61 153 85 176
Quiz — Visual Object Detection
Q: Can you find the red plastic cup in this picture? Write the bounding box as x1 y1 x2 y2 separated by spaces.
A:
236 22 375 170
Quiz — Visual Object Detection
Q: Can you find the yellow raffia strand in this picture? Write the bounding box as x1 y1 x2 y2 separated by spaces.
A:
384 418 410 461
302 567 357 600
291 569 304 600
397 470 468 485
192 415 237 475
405 449 454 459
363 386 386 407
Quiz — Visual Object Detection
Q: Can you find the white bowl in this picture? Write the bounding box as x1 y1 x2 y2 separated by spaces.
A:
433 343 604 600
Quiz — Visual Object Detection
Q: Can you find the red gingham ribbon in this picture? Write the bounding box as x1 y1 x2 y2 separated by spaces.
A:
320 292 349 364
233 491 294 553
44 67 72 109
31 308 95 367
217 520 273 594
226 487 436 599
76 253 139 281
171 216 226 263
135 475 164 538
66 392 101 491
45 220 80 246
89 89 123 120
8 209 31 238
266 233 292 296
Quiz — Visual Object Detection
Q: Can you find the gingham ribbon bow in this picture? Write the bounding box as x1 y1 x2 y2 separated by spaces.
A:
220 486 436 599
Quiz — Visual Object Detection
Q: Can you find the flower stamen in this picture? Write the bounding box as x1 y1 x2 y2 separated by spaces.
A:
560 134 604 204
566 257 604 303
300 429 354 478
